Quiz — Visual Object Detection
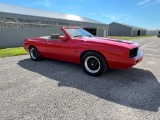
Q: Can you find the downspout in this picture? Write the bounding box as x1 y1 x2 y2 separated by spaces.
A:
107 25 109 37
131 28 133 37
104 29 106 37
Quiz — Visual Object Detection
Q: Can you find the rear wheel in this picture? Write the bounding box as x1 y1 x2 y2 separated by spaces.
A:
82 52 107 76
29 46 42 61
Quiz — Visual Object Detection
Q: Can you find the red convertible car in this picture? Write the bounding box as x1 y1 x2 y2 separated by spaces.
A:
24 26 143 76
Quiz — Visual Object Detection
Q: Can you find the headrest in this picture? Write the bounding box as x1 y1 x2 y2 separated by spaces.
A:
50 34 60 39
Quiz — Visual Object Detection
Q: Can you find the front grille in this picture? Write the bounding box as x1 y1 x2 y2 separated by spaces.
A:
130 47 138 58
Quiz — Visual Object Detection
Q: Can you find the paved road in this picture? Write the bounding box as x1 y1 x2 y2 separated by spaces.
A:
0 36 160 120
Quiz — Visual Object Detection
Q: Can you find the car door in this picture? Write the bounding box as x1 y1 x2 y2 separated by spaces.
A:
45 38 78 62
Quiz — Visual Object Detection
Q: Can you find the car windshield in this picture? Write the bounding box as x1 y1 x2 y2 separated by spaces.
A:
65 28 94 38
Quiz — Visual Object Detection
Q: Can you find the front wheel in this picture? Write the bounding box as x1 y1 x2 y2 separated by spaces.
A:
82 52 107 76
29 46 42 61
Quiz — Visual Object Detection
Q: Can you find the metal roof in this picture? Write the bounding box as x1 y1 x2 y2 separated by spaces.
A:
0 3 104 24
111 22 147 30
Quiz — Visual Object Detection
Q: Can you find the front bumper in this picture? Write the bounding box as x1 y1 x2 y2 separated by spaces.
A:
107 50 143 69
131 50 143 65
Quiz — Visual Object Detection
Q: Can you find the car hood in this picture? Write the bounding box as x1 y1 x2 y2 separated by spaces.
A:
76 37 139 49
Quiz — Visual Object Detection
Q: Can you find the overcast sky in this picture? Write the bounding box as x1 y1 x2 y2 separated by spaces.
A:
0 0 160 29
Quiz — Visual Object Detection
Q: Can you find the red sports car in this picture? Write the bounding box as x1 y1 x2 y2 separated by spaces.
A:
24 26 143 76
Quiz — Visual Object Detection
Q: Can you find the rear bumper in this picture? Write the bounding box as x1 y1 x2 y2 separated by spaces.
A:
24 45 29 52
108 50 143 69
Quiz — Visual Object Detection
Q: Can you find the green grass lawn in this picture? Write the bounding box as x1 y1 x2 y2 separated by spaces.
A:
0 47 28 58
108 36 154 40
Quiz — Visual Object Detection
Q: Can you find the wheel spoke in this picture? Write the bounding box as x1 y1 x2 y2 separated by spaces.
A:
30 48 37 59
85 56 101 73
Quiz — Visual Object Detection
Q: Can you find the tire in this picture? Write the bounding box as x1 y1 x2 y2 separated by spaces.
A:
81 52 107 76
29 46 42 61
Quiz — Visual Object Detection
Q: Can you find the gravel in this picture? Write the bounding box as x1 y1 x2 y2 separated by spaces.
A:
0 36 160 120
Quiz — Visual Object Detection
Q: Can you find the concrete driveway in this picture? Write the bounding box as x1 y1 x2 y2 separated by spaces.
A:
0 36 160 120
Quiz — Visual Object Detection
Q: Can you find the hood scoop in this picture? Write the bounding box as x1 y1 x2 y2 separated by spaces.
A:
111 39 134 44
96 37 134 44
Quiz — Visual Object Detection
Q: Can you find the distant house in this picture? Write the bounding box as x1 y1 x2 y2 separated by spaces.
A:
146 30 160 36
108 22 147 36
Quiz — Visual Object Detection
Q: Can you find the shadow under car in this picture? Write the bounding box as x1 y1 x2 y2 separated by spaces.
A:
18 58 160 112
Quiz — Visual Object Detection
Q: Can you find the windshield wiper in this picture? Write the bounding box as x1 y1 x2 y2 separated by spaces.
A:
85 35 92 37
73 35 83 37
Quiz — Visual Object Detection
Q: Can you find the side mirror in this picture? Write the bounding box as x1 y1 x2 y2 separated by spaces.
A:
60 36 68 41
